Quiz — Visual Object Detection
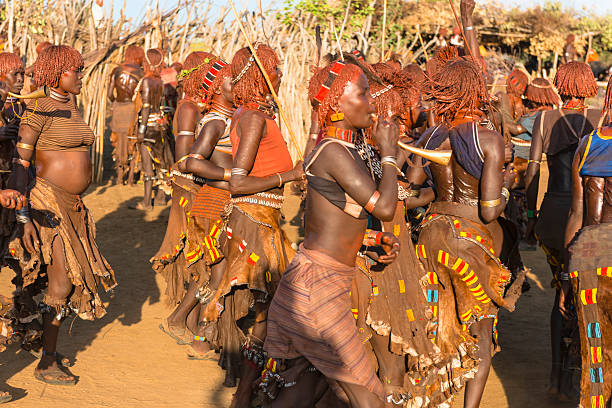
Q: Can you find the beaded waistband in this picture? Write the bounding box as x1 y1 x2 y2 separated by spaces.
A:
231 192 284 209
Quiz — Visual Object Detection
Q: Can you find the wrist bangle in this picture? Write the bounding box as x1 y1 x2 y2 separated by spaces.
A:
381 161 404 176
276 173 283 188
223 168 231 182
138 124 147 134
559 272 570 281
527 209 537 218
188 153 205 160
16 207 31 224
501 187 510 201
464 26 474 31
380 156 397 165
364 191 380 213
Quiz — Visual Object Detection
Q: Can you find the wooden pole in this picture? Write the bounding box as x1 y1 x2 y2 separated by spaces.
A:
228 0 303 161
416 24 429 62
380 0 387 62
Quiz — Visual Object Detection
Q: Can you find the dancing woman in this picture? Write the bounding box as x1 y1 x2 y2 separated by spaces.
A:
9 45 116 385
525 61 601 397
179 58 235 360
416 58 522 408
209 43 304 404
264 61 400 407
562 75 612 408
0 52 25 253
152 51 217 343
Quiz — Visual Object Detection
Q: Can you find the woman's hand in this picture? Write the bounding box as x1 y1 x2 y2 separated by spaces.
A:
288 160 305 182
377 232 400 264
0 189 27 209
20 221 40 254
373 117 399 158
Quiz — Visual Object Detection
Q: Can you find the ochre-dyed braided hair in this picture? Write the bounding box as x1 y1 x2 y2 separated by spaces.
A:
602 75 612 125
506 68 529 97
0 52 23 78
426 46 459 78
33 45 83 88
424 57 487 124
36 41 52 55
402 63 426 91
372 62 419 110
124 45 145 66
144 48 164 75
308 62 364 128
524 77 561 107
371 62 397 84
181 51 216 100
371 82 403 120
554 61 598 99
231 43 279 106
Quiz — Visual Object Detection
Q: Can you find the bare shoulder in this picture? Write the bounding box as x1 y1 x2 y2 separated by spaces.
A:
477 126 504 151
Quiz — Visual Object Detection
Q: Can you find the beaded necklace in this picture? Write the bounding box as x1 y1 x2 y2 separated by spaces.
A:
50 89 70 103
563 99 587 111
244 99 276 118
211 101 235 119
325 126 357 144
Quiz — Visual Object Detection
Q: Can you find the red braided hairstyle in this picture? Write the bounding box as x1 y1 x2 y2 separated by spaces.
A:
524 77 561 107
424 57 487 124
36 41 52 55
371 82 403 120
506 68 529 97
402 63 426 91
231 43 279 106
0 52 23 78
602 75 612 125
372 62 419 110
144 48 164 75
554 61 598 99
308 62 364 128
181 51 216 99
124 45 145 66
33 45 83 88
426 46 459 78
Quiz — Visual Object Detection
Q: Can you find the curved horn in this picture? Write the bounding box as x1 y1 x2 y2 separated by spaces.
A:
397 141 452 166
8 85 49 99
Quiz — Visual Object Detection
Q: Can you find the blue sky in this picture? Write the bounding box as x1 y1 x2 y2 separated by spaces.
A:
114 0 611 24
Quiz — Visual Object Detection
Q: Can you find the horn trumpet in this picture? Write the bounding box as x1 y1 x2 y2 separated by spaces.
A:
8 85 49 100
397 141 452 166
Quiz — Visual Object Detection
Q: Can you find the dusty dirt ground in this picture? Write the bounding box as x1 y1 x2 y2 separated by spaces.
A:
0 178 580 408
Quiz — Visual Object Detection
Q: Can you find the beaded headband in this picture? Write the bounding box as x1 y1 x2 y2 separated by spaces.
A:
371 84 393 99
351 49 365 62
202 60 228 93
313 60 347 105
232 43 261 85
178 58 211 80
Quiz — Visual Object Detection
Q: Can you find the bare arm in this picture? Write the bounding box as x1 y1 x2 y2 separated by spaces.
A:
182 119 227 180
10 125 39 194
107 68 118 103
136 78 152 142
174 102 199 160
302 108 319 158
229 111 300 195
460 0 482 71
315 120 400 221
525 113 544 215
479 128 507 223
564 139 586 248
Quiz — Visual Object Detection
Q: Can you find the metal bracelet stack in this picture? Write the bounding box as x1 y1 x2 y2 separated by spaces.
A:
15 207 31 224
